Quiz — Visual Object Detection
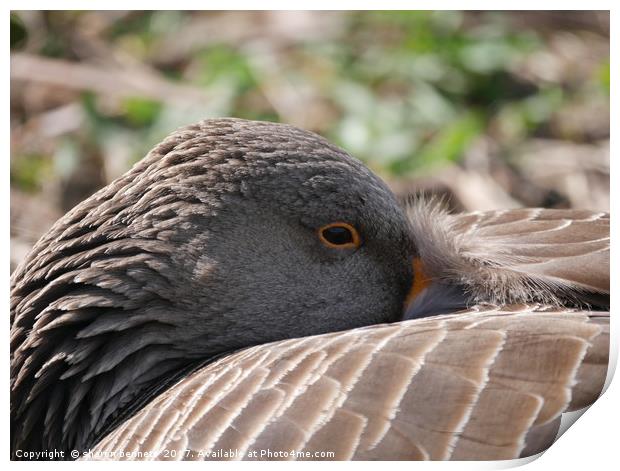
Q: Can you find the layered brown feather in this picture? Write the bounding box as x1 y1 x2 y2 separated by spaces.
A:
87 306 608 461
407 202 609 307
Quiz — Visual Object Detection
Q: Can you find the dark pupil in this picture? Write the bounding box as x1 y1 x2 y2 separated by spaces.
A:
323 226 353 245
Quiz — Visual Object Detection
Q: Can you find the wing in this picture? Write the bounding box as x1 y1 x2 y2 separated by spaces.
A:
407 206 609 312
86 305 609 461
449 208 610 296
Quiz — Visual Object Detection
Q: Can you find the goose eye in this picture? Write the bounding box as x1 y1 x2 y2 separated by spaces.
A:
318 223 361 249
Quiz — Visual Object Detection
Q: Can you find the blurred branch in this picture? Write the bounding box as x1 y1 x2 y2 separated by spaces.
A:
501 11 609 36
23 103 84 139
150 11 343 65
437 168 522 211
11 53 215 107
243 42 320 129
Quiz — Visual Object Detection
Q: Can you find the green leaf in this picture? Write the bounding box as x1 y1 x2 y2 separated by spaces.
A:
391 111 484 174
597 60 610 94
121 97 163 127
10 13 27 49
10 154 53 192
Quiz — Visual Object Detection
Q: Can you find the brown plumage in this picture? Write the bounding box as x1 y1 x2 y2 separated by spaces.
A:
10 118 609 461
87 306 608 461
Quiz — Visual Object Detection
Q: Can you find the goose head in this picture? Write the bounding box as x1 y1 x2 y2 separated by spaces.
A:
11 118 435 456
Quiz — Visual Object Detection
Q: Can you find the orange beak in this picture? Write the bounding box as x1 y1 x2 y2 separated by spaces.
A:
404 257 431 309
403 258 469 320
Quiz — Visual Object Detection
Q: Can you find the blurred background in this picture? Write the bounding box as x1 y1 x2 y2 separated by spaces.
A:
10 11 610 271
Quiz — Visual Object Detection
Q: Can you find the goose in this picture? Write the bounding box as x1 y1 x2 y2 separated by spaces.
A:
10 118 609 461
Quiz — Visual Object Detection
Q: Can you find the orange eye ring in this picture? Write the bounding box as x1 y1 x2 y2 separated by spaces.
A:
318 222 361 249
